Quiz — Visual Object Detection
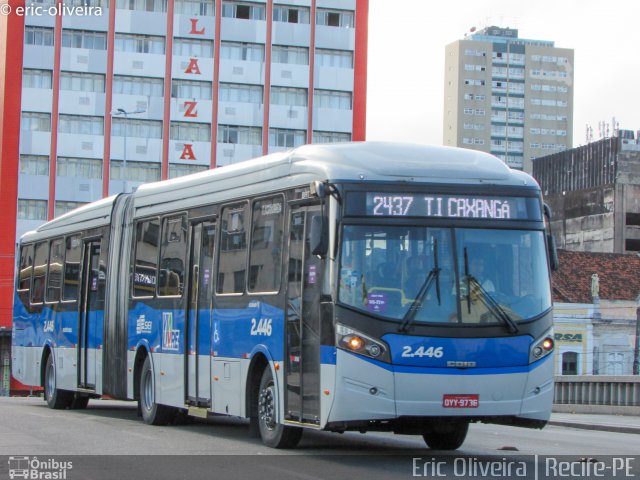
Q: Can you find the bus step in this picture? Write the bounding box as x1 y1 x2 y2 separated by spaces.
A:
187 406 209 419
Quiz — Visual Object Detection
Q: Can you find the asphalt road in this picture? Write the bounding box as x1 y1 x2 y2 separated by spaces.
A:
0 397 638 480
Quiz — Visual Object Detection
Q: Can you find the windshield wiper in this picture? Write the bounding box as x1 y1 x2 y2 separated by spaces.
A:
466 275 519 334
399 240 440 332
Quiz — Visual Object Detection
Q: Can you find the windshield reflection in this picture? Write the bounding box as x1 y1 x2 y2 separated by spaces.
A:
339 225 552 325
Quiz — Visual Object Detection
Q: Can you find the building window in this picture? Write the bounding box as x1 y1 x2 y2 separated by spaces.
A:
55 201 89 218
21 112 51 132
269 128 305 148
17 199 47 220
24 26 54 46
218 124 261 145
273 5 309 24
271 86 307 107
313 131 350 143
56 157 102 179
248 196 284 293
220 41 264 61
20 155 49 176
170 121 211 142
115 33 165 54
59 115 103 135
168 163 208 178
112 118 162 139
172 79 212 100
562 351 578 375
219 83 262 103
61 30 107 50
60 72 105 93
221 1 265 20
173 38 214 58
316 8 354 28
132 218 160 298
314 89 351 110
217 202 248 294
110 160 160 182
272 45 309 65
23 69 52 89
174 0 213 15
116 0 167 12
315 48 353 68
113 75 164 96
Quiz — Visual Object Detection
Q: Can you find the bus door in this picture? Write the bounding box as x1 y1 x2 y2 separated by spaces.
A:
285 205 322 425
78 240 101 389
186 221 216 407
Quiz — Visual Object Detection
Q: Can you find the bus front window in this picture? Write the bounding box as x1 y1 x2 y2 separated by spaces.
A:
338 225 552 326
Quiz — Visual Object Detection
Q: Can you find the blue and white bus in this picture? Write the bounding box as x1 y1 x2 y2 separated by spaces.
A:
12 142 557 449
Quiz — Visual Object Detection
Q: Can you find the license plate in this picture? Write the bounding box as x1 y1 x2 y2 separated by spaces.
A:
442 394 479 408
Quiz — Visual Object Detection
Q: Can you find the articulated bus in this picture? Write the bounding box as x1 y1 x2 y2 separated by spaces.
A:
12 143 557 449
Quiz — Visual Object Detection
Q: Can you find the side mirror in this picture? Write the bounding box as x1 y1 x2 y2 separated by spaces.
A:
309 214 328 257
543 203 559 271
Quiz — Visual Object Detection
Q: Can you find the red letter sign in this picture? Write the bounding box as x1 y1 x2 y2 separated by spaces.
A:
180 144 196 160
190 18 205 35
184 101 198 118
184 58 201 75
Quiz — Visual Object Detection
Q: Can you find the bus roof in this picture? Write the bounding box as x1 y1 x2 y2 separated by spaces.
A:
133 142 539 209
20 142 539 243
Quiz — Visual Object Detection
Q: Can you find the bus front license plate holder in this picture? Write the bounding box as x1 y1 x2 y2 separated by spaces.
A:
442 394 479 408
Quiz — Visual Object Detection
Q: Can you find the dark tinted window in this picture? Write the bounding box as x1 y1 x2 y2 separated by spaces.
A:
133 218 160 297
46 238 64 303
63 235 81 301
31 241 48 304
248 196 284 293
158 215 187 297
217 202 248 294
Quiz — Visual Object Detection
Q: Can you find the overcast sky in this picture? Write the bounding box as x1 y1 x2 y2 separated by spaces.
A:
366 0 639 147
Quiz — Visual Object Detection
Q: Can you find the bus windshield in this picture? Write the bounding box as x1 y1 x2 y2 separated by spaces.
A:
338 225 552 325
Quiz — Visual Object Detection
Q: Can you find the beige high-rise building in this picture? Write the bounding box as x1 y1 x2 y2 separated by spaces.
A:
443 26 574 173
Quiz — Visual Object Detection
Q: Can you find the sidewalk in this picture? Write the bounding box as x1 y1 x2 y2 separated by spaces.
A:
549 412 640 435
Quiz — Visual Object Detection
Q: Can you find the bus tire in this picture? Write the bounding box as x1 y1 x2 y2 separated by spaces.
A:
139 356 175 425
422 422 469 450
69 396 90 410
44 354 72 409
257 367 302 449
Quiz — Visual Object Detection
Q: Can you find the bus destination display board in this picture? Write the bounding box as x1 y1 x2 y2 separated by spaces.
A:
361 193 539 220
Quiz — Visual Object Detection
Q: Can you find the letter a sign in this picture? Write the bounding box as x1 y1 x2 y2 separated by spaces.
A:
184 58 201 75
180 144 196 161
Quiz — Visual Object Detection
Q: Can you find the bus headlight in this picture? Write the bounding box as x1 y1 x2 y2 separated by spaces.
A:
529 328 555 363
336 323 390 362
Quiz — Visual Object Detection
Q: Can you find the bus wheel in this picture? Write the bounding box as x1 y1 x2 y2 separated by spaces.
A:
422 422 469 450
70 396 89 410
44 354 72 409
257 367 302 449
139 356 175 425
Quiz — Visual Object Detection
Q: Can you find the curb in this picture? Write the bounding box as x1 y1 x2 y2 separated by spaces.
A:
549 420 640 435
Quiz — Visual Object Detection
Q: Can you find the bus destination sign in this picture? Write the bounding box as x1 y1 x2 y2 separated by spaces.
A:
365 193 537 220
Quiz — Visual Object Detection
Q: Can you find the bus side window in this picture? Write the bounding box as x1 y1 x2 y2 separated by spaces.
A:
63 234 81 301
217 202 248 294
30 241 49 305
133 218 160 298
46 238 64 303
17 244 34 306
248 196 284 293
158 215 187 297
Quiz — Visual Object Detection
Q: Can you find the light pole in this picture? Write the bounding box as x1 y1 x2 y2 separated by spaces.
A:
111 107 146 193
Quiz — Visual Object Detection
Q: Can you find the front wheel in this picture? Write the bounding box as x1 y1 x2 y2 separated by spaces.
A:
139 356 176 425
44 354 72 409
422 422 469 450
257 367 302 448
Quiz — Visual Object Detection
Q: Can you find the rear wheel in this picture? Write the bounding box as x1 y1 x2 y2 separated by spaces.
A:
257 367 302 448
139 356 176 425
44 354 72 409
69 396 90 410
422 422 469 450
